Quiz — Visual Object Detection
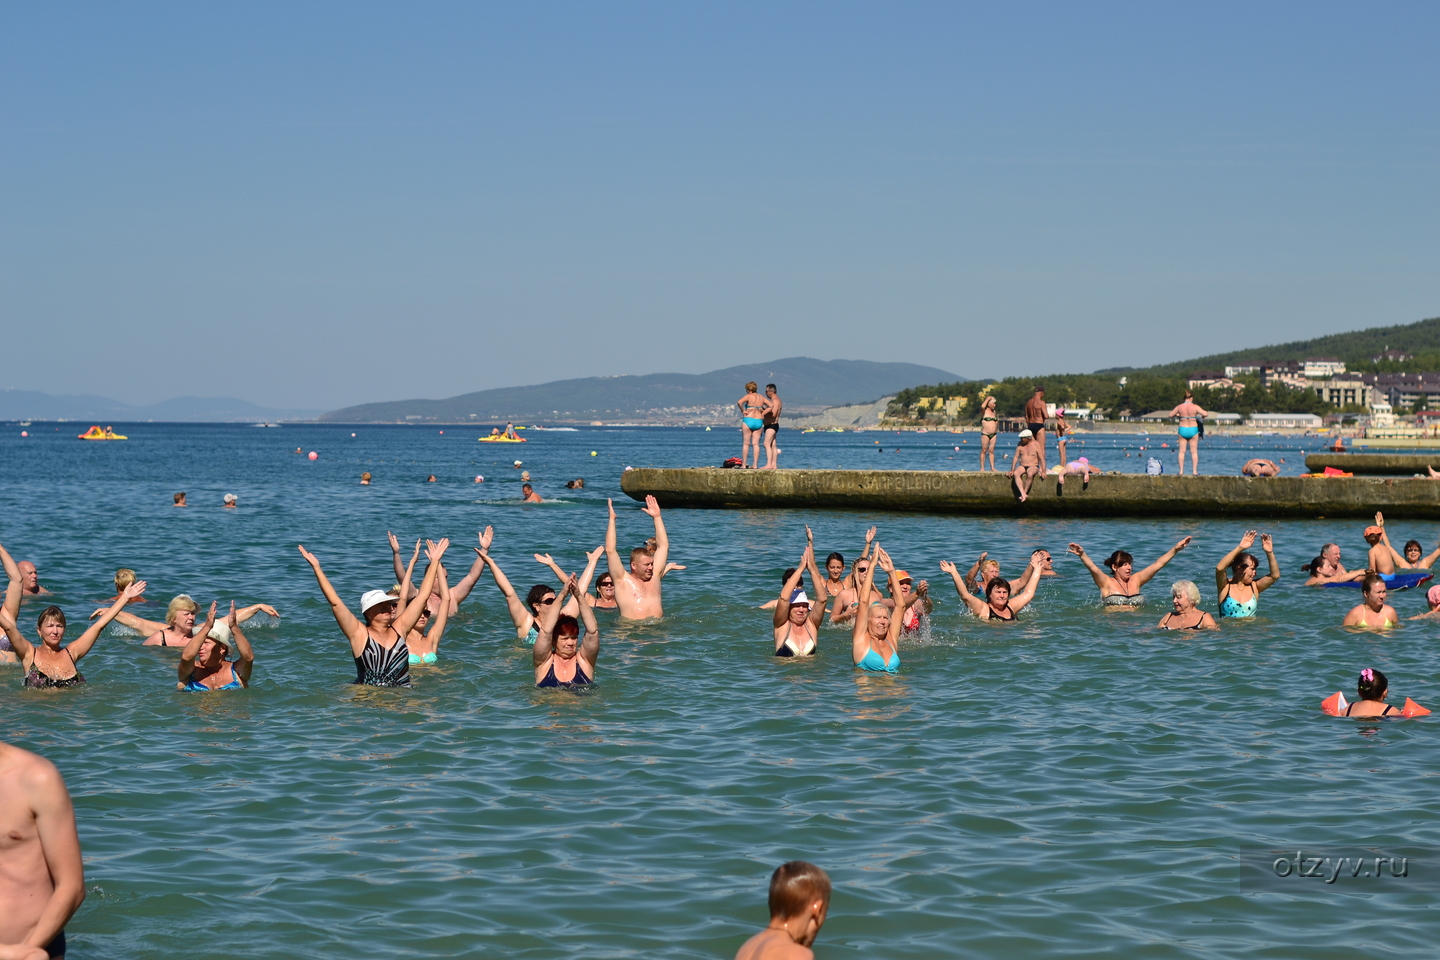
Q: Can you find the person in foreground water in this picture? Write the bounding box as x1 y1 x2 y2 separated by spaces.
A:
733 860 831 960
476 542 584 645
1323 667 1431 719
1 558 145 689
390 529 489 616
177 601 255 691
298 538 447 686
0 741 85 960
604 496 671 619
1157 580 1217 630
1342 574 1399 629
1067 537 1192 608
851 547 904 672
1215 531 1279 618
941 552 1044 621
532 574 599 688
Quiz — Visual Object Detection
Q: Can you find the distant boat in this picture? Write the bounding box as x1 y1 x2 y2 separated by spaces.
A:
18 421 30 427
252 422 281 428
78 425 127 440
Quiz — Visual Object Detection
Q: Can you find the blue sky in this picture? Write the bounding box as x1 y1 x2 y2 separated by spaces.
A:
3 2 1437 410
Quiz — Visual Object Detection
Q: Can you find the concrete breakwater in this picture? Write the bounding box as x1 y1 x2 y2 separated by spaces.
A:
620 467 1440 518
1305 453 1440 476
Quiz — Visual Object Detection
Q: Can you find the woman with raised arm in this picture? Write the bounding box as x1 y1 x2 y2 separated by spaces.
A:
101 594 279 646
0 577 145 689
772 543 828 658
941 552 1045 622
476 543 582 645
1067 537 1193 608
532 575 599 688
390 528 490 615
177 601 255 690
299 538 448 686
534 545 606 607
404 565 451 666
851 546 904 672
1215 531 1279 619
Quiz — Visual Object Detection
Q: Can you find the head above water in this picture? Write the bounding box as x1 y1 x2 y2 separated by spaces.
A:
114 568 136 591
1362 573 1387 601
768 860 832 925
18 561 39 588
629 548 655 581
985 577 1011 605
1230 552 1259 581
553 614 580 655
1358 667 1388 701
825 552 845 577
1322 543 1341 563
165 594 199 626
1170 580 1201 608
360 590 399 623
526 583 557 614
36 605 66 635
1103 550 1134 575
1404 540 1423 561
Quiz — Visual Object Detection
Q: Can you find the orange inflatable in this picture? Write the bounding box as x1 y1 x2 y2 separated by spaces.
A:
1321 692 1431 717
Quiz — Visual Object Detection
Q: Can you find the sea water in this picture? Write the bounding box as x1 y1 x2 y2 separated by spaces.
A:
0 424 1435 958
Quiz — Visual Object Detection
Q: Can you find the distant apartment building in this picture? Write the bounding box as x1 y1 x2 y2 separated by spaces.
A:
1247 412 1324 430
1365 373 1440 410
1187 372 1242 391
1309 377 1372 408
1222 357 1345 385
1373 349 1413 363
1300 357 1346 378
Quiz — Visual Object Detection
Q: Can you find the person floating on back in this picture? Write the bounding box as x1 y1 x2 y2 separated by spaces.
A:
733 861 831 960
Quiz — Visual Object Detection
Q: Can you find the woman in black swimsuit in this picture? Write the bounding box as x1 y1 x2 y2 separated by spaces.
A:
299 538 448 687
1344 668 1402 718
978 396 999 471
1068 538 1192 608
533 575 599 688
772 543 827 658
940 553 1044 621
1157 580 1217 631
0 569 145 688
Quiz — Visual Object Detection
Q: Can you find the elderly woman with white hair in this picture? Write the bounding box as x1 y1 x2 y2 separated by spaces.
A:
177 601 255 691
100 594 279 647
1158 580 1217 631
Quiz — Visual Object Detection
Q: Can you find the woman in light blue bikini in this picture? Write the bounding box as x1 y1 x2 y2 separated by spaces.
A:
736 380 769 469
851 546 905 673
1214 531 1279 618
177 601 254 691
405 565 450 666
1167 391 1210 476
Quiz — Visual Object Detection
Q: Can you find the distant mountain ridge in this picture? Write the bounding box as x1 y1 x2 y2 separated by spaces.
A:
0 389 321 423
320 357 966 423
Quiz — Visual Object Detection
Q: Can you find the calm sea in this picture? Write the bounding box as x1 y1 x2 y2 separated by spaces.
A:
1 423 1435 958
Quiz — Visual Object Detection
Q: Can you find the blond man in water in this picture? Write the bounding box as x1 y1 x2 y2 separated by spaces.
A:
604 496 671 619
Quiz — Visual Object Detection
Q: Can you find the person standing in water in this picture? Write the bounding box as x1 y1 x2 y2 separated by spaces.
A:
772 543 828 658
1215 531 1279 618
1066 537 1193 608
1158 580 1217 630
1167 390 1210 476
15 560 50 597
732 861 831 960
1 567 146 688
737 381 768 469
532 575 600 688
762 383 783 469
0 741 85 960
941 553 1045 621
978 395 999 471
1343 575 1399 628
177 601 256 690
851 547 905 672
1023 386 1049 473
390 528 490 617
604 497 671 619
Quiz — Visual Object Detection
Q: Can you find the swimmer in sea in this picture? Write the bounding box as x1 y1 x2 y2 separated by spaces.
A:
941 552 1045 621
565 478 585 489
1067 537 1193 608
772 544 828 658
475 548 583 645
1337 668 1406 718
0 741 85 960
102 594 279 647
1302 555 1365 586
1215 531 1279 618
390 528 490 617
102 568 149 605
604 496 672 619
851 547 903 672
403 565 450 666
827 554 874 626
532 574 599 688
1407 585 1440 620
1363 513 1409 575
360 472 371 485
177 601 255 691
1157 580 1217 630
222 493 238 508
589 571 619 610
892 569 932 636
1401 538 1440 570
1343 574 1399 628
732 861 831 960
961 551 1051 596
173 491 187 506
520 483 544 503
1167 390 1210 476
737 381 768 469
0 568 145 689
14 557 50 597
1241 459 1279 477
534 545 607 608
978 395 999 471
298 538 448 687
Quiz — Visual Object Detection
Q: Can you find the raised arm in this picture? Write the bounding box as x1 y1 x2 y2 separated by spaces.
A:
802 536 829 627
425 566 451 646
389 532 406 584
178 601 217 685
1065 543 1111 589
478 550 533 629
604 499 626 581
395 539 449 636
1255 534 1281 591
576 545 604 595
851 547 880 663
963 551 988 591
531 574 573 667
773 558 808 629
233 603 279 625
1132 536 1192 589
576 575 600 664
298 545 367 652
1216 530 1257 592
1007 554 1046 613
873 550 906 645
0 542 21 626
229 602 255 683
398 540 421 608
0 583 33 662
447 527 492 610
69 581 146 662
642 495 670 576
939 560 989 617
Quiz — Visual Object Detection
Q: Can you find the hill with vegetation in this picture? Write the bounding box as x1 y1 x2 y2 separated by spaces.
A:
888 314 1440 423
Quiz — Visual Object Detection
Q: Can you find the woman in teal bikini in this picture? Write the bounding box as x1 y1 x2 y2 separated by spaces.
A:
177 601 255 690
1167 391 1210 476
978 395 999 471
736 381 768 469
851 546 905 673
1214 531 1279 618
404 565 450 665
476 543 586 645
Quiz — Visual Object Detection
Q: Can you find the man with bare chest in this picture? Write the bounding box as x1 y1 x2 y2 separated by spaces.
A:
604 496 672 619
1011 430 1044 503
0 742 84 959
1023 386 1049 474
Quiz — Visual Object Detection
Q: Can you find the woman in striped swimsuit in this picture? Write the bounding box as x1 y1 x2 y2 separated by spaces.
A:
299 538 449 687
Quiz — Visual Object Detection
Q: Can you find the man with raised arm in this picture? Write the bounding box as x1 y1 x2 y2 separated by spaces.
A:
0 742 85 960
605 496 670 619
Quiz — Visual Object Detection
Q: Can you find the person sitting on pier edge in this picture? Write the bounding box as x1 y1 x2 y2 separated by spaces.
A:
1010 430 1043 503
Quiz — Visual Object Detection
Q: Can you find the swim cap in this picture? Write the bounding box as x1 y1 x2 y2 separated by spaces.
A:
1364 525 1384 537
1428 585 1440 608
